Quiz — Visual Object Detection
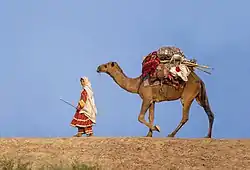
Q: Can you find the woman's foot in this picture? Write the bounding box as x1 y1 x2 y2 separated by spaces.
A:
87 133 93 137
73 133 82 137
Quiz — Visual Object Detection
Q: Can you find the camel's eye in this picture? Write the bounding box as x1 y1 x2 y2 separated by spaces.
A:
104 65 107 68
111 62 115 67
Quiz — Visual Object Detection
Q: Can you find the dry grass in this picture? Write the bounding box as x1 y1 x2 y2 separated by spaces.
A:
0 137 250 169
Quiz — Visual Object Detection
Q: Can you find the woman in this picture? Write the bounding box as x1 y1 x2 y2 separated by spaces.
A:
70 77 97 137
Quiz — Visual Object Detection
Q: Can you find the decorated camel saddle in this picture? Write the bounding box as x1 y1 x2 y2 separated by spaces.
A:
141 46 212 89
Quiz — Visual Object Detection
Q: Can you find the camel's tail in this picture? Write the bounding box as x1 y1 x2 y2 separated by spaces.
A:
196 80 215 123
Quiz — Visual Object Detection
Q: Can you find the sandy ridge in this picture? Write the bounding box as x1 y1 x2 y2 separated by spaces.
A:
0 137 250 169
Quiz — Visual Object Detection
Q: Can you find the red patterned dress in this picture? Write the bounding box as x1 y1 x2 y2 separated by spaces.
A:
70 89 93 135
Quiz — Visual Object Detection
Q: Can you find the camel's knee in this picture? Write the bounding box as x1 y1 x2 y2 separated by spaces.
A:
181 117 189 124
138 115 144 123
181 110 190 124
181 101 192 124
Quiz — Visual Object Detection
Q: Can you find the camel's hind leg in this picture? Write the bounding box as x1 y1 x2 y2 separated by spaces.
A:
195 81 214 138
167 98 194 137
168 82 200 137
138 100 160 135
146 102 156 137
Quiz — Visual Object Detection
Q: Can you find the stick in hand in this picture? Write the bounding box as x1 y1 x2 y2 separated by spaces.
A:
60 98 78 109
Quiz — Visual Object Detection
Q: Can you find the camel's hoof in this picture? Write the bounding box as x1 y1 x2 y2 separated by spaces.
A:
204 135 211 138
154 125 160 132
167 134 175 137
146 134 153 138
146 131 153 137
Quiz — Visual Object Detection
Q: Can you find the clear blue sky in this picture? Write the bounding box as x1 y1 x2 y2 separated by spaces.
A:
0 1 249 138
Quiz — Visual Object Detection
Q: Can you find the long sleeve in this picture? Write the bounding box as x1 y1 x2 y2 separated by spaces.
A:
78 89 88 109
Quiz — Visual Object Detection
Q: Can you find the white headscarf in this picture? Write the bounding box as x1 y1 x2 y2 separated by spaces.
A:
79 76 97 123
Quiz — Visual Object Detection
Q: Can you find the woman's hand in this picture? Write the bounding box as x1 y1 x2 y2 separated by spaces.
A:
78 100 85 108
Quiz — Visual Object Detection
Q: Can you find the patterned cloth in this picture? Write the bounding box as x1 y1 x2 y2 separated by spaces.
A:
169 64 191 82
70 81 95 135
78 77 97 124
142 51 160 78
71 111 94 135
141 47 191 89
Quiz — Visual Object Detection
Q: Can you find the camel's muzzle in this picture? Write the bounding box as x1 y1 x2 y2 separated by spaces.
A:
97 66 101 73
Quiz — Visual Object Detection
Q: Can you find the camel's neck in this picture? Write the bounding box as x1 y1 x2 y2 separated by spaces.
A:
107 67 141 94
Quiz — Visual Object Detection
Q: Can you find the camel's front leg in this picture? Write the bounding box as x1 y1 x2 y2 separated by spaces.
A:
146 102 160 137
138 100 160 135
146 103 154 137
168 99 193 137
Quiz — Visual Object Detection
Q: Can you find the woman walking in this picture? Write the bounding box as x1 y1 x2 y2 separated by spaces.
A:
70 77 97 137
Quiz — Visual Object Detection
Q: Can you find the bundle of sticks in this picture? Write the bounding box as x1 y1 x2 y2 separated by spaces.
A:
160 59 214 75
182 60 214 75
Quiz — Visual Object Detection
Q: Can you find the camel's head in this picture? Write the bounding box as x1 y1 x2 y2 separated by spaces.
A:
97 62 119 74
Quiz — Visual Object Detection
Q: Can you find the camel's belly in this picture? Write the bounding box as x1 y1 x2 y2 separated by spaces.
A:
139 85 183 102
154 88 182 102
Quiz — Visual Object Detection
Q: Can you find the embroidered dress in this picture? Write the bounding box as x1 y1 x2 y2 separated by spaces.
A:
70 77 97 135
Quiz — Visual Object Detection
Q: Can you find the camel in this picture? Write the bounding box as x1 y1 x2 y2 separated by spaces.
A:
96 61 214 138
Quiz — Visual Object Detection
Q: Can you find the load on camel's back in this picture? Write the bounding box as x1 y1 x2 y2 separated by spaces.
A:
141 46 212 88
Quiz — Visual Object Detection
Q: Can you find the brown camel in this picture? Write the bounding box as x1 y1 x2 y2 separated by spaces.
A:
96 61 214 138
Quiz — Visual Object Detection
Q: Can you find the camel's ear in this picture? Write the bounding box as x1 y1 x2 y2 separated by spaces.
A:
111 62 115 67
